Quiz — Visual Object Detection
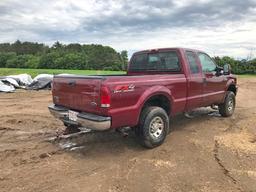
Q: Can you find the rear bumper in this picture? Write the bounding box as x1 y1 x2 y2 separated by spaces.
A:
48 104 111 131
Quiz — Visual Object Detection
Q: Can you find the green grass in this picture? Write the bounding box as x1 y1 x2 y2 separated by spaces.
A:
0 68 126 78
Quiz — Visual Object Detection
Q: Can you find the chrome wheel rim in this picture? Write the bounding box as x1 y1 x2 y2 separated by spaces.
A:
149 116 164 138
228 99 234 111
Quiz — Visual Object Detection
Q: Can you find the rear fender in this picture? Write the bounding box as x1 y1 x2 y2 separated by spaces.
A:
135 85 173 125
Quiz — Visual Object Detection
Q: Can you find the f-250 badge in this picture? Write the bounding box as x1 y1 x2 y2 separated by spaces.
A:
114 84 135 93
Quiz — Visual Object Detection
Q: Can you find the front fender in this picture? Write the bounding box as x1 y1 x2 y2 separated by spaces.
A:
225 79 236 91
221 78 237 103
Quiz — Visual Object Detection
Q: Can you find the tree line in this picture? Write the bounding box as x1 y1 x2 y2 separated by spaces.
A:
0 40 128 71
213 56 256 74
0 40 255 74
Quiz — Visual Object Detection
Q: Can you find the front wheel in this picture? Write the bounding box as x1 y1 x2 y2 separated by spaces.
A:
135 106 169 148
218 91 236 117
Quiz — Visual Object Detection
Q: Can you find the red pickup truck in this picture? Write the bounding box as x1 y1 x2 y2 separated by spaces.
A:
49 48 237 148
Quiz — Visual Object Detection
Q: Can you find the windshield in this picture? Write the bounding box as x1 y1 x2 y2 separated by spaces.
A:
129 51 181 72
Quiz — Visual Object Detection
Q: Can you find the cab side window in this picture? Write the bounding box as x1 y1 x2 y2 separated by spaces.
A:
198 53 216 73
186 51 199 74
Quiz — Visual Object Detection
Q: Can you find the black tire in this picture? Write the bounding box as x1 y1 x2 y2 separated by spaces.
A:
218 91 236 117
135 106 169 148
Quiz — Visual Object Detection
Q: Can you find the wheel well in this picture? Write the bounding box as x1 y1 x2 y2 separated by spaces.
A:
142 95 171 115
227 84 237 95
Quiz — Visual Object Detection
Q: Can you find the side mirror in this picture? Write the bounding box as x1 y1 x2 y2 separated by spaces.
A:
223 64 231 75
215 66 223 76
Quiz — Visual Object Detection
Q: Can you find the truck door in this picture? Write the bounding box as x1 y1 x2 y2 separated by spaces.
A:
197 52 226 106
185 51 204 110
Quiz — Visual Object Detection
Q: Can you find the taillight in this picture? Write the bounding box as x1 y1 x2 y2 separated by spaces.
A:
100 86 111 108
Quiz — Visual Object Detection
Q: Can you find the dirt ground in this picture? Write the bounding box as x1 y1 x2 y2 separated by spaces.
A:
0 78 255 192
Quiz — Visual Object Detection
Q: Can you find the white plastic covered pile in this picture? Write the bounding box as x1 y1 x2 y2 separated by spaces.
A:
0 74 53 93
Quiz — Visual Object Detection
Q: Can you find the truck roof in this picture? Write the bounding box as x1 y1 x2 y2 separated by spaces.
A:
133 47 204 55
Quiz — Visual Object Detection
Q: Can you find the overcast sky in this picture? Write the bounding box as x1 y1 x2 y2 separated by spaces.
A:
0 0 256 58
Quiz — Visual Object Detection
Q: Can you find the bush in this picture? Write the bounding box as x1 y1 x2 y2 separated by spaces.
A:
6 55 30 68
0 52 16 68
25 55 40 68
213 56 256 74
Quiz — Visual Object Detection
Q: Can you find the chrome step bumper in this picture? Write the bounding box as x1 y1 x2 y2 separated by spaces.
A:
48 104 111 131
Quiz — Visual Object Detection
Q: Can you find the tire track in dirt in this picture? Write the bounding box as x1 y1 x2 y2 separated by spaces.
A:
213 140 243 191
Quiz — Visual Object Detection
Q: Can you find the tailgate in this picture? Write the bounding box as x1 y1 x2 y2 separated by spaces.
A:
52 75 103 114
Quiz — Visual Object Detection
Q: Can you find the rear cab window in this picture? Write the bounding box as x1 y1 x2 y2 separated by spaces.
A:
129 50 181 72
185 51 200 74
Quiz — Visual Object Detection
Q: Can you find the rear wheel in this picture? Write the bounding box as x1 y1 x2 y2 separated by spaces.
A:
135 106 169 148
218 91 236 117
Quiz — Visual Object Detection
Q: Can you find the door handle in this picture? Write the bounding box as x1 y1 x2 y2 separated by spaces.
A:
68 80 76 86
